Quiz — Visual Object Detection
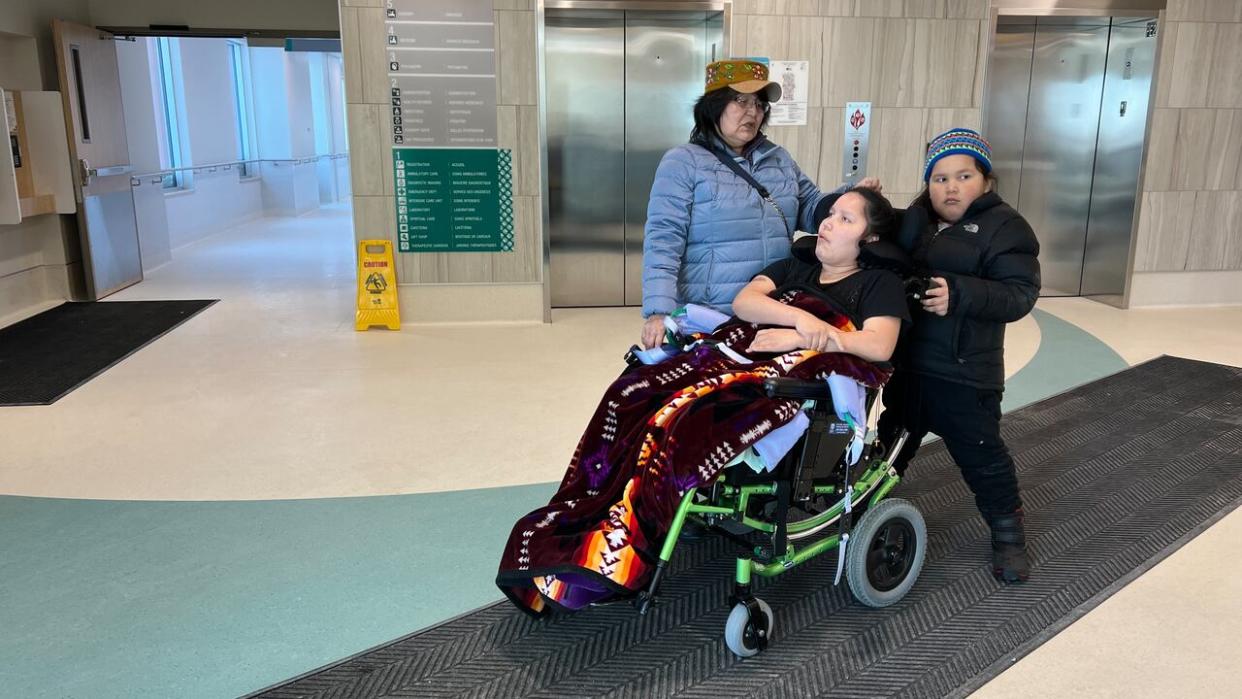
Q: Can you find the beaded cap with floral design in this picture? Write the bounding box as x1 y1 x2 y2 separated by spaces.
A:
704 59 782 101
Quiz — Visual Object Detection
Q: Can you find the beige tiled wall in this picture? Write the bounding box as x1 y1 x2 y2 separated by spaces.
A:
337 0 990 318
1133 1 1242 274
739 0 989 206
339 0 543 293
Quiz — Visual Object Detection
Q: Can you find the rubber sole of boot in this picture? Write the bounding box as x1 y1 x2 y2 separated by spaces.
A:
992 566 1030 584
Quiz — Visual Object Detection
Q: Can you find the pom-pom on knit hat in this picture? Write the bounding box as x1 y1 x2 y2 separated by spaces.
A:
923 128 992 182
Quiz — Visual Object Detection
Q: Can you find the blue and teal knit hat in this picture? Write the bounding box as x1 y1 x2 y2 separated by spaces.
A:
923 128 992 182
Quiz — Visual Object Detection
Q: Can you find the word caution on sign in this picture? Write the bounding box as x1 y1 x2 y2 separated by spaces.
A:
355 239 401 331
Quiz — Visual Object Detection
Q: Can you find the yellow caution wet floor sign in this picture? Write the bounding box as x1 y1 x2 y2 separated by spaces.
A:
355 239 400 330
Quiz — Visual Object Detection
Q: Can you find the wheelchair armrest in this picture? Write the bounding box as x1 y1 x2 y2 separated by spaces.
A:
764 376 833 401
765 373 889 407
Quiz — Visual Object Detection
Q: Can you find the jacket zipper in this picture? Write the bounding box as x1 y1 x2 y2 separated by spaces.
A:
706 249 717 302
928 222 965 364
950 313 965 364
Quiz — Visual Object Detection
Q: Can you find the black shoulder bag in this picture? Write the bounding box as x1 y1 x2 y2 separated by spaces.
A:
702 145 792 235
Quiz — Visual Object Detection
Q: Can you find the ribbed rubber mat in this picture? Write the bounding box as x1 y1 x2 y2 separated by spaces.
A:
250 356 1242 699
0 300 215 406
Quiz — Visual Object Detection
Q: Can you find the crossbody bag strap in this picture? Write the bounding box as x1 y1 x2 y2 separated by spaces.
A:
702 144 792 235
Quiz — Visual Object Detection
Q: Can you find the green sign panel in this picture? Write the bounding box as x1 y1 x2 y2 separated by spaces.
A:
393 148 513 252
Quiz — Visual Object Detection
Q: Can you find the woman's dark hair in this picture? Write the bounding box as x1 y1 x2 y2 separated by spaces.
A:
910 158 999 216
845 186 897 244
689 87 771 146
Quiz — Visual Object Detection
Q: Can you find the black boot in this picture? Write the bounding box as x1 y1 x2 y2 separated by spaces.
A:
987 509 1030 583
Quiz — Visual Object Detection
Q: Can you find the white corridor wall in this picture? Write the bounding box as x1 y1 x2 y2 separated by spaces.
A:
251 47 321 218
116 38 349 273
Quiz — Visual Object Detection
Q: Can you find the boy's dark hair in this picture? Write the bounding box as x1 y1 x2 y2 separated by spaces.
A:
689 87 771 146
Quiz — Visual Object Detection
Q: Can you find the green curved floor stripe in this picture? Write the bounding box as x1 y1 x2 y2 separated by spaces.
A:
0 487 557 699
1003 308 1129 412
0 307 1129 699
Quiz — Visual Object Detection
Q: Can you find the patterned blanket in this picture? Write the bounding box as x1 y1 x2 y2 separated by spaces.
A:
496 289 891 616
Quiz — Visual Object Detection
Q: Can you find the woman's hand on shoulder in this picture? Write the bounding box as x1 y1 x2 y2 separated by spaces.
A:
856 176 882 194
641 314 667 349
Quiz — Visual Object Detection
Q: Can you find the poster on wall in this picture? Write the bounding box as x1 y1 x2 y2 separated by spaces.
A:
385 0 513 252
768 60 808 127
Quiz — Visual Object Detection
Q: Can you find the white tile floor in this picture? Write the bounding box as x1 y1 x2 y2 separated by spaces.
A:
2 203 1239 696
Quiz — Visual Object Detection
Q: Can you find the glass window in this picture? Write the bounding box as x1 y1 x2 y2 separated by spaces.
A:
228 41 257 178
154 37 186 189
309 53 331 156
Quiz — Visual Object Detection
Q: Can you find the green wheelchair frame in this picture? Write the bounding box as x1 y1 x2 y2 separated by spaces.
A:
631 376 928 658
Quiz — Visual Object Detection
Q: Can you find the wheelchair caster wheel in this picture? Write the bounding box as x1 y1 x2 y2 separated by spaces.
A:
846 498 927 607
724 597 773 658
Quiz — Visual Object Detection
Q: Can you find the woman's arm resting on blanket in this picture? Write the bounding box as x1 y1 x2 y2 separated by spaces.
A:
748 316 900 361
748 328 803 353
815 316 900 362
734 277 836 346
736 277 899 361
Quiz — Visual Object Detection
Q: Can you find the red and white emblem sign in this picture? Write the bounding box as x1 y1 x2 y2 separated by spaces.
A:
842 102 871 181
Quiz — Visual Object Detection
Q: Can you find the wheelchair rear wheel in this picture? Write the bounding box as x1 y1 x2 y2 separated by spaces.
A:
724 597 773 658
846 498 926 607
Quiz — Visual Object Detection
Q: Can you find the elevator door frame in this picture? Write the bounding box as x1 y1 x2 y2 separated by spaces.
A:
538 0 732 320
981 2 1165 309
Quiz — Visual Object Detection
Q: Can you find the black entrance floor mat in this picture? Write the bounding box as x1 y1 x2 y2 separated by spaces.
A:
0 300 216 406
250 356 1242 698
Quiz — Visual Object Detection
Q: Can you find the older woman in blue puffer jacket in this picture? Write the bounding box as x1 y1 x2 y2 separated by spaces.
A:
640 59 879 348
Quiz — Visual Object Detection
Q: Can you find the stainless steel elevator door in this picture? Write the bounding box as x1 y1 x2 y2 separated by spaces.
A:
547 14 626 307
547 9 722 308
1019 19 1109 296
623 12 722 306
985 24 1036 207
1081 19 1156 300
985 16 1156 300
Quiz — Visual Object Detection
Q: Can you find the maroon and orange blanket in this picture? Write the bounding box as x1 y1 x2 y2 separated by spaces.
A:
496 289 891 616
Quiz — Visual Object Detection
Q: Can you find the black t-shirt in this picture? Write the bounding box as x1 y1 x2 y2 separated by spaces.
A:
755 257 910 328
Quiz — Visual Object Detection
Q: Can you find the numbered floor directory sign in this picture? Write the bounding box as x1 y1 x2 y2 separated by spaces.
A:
384 0 513 252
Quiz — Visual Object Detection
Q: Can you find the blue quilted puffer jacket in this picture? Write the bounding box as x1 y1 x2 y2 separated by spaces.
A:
642 136 834 317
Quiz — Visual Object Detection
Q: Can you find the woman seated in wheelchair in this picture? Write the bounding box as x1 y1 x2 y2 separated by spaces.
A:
497 187 910 616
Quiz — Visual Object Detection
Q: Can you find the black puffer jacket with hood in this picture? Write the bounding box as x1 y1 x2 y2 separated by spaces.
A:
895 191 1040 390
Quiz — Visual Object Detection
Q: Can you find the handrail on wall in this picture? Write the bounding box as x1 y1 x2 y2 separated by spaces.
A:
130 153 350 186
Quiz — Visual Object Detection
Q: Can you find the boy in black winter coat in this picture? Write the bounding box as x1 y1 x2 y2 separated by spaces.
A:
878 128 1041 583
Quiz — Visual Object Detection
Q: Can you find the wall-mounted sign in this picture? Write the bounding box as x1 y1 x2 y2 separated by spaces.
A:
841 101 871 183
384 0 512 252
768 60 808 127
394 148 513 252
385 0 497 148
